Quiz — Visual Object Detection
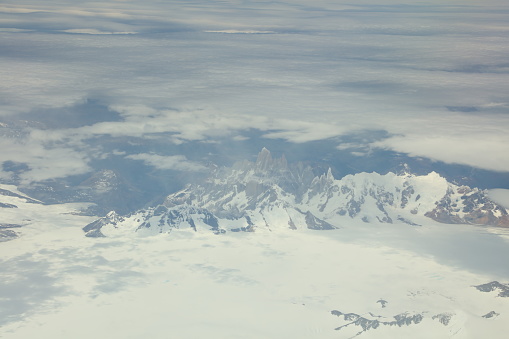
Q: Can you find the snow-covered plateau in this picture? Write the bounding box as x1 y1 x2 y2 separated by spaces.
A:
1 150 509 338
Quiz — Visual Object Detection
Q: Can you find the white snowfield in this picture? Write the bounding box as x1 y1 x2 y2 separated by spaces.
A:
1 185 509 339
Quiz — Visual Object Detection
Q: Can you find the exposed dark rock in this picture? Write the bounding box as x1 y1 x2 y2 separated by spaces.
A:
0 202 17 208
475 281 509 297
482 311 499 319
0 223 22 228
0 222 24 242
153 205 168 216
305 212 336 230
0 188 41 204
0 229 18 242
83 211 123 237
401 186 415 208
331 309 426 335
426 188 509 227
397 216 421 226
83 219 107 238
432 313 454 326
288 217 297 230
392 313 423 326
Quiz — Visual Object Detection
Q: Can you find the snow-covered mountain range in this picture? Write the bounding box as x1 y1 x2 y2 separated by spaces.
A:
2 149 509 339
84 148 509 237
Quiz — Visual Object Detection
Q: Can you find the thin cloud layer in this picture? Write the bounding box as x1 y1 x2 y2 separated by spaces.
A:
0 0 508 183
125 153 206 172
0 137 91 183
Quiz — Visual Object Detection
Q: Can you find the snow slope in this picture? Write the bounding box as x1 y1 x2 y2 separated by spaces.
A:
1 183 509 338
1 217 509 339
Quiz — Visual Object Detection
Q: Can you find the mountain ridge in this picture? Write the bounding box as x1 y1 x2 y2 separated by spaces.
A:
83 148 509 237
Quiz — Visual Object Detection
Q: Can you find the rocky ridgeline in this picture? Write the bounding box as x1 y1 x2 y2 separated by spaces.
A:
0 187 43 241
330 281 507 337
330 309 461 336
475 281 509 297
83 149 509 237
331 309 427 333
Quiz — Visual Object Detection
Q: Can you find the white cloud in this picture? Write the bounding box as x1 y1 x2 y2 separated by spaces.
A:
0 0 508 174
0 137 91 183
204 30 275 34
125 153 206 172
60 29 137 35
374 134 509 173
369 111 509 172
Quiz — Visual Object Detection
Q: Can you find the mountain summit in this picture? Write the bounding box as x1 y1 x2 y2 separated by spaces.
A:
84 149 509 237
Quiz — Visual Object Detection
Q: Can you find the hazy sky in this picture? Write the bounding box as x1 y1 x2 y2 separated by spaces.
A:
1 0 509 183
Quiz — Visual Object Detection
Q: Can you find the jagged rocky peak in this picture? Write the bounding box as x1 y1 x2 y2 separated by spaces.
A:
396 162 412 176
79 169 122 192
83 149 509 238
82 210 123 237
425 184 509 227
474 281 509 297
309 167 335 192
205 148 315 199
232 147 289 174
302 170 509 227
255 147 288 172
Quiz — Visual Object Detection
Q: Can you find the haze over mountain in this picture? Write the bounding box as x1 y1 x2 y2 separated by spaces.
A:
84 148 509 239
